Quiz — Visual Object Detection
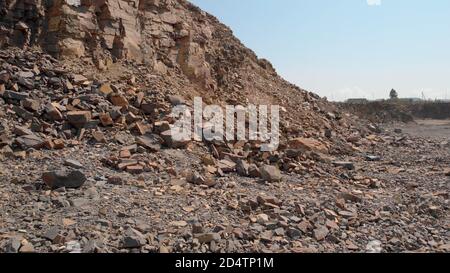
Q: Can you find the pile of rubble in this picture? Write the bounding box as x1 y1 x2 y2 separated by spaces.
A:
0 47 371 184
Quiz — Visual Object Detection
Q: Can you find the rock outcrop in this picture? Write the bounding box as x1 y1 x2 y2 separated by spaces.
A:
0 0 236 90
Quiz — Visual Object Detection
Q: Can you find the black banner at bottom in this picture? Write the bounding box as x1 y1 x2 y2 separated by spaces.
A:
0 253 444 272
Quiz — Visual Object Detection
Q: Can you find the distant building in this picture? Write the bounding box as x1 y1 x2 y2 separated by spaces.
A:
398 98 422 103
345 98 369 104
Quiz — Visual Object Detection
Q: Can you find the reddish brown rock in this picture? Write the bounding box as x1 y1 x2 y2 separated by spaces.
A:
288 137 329 154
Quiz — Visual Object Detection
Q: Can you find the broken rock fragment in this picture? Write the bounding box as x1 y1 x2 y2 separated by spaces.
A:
45 103 63 121
289 137 328 154
332 161 355 170
110 94 128 107
121 228 147 248
160 129 190 148
259 165 282 182
42 169 86 189
194 233 221 244
16 134 45 149
67 111 91 128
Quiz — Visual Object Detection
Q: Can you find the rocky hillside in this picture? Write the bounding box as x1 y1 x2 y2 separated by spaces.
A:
2 0 447 254
0 0 367 144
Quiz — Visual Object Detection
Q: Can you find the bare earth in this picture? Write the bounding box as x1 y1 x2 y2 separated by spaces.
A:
388 119 450 140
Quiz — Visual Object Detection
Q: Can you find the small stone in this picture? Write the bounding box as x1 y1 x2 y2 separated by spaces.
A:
13 125 34 136
170 221 188 227
313 226 329 241
4 237 21 253
248 164 261 177
136 135 161 152
16 134 45 149
121 228 147 248
134 122 148 135
192 223 204 234
286 228 302 239
98 83 113 95
70 198 90 207
194 233 221 244
444 168 450 176
338 210 358 218
99 113 114 126
159 246 170 253
110 94 128 107
126 165 144 174
45 103 63 121
288 137 328 154
333 161 355 170
42 169 86 189
365 155 381 161
62 218 77 226
259 165 282 182
19 242 35 253
107 176 124 185
64 159 83 169
168 95 185 106
22 98 40 111
72 74 88 84
160 129 190 148
256 213 269 224
236 159 249 176
366 240 383 253
65 241 82 253
339 192 362 203
43 227 60 241
218 159 236 173
92 130 106 143
0 71 11 83
154 121 171 134
67 111 91 128
201 154 216 166
2 90 29 100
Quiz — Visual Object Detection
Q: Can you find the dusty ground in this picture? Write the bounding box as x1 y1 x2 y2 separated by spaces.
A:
389 119 450 140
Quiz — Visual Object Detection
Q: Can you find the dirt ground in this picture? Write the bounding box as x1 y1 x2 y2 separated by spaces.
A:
387 119 450 140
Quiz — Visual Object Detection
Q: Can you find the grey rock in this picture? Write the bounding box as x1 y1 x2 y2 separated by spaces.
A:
314 226 329 241
332 161 355 170
64 159 84 169
236 159 249 176
121 228 147 248
4 237 21 253
42 169 86 189
259 165 282 182
70 198 90 207
16 134 44 149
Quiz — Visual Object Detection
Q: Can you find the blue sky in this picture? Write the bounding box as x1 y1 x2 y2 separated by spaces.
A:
190 0 450 101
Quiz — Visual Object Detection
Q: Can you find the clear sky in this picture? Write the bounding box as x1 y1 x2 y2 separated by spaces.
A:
190 0 450 101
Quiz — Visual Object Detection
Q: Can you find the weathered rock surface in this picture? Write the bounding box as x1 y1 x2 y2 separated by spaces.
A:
42 169 86 189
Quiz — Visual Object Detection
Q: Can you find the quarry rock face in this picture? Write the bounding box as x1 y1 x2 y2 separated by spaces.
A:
0 0 220 90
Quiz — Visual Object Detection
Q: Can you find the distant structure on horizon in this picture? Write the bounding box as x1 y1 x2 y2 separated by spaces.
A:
345 98 369 104
389 89 398 100
344 88 449 103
